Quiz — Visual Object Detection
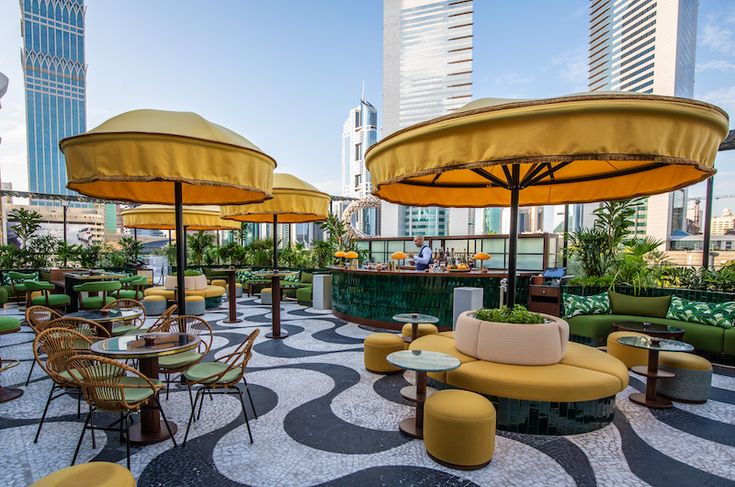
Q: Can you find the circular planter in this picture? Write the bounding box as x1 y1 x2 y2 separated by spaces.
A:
164 274 207 291
455 310 569 365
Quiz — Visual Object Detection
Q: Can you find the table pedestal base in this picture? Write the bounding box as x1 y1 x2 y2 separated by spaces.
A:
399 417 422 439
400 385 436 402
127 420 178 445
0 386 23 403
266 331 289 339
629 392 672 409
223 319 242 324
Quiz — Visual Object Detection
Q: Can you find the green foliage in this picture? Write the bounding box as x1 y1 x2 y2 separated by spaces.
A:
26 234 58 268
474 305 545 324
0 245 17 268
9 207 42 249
218 242 248 266
172 269 203 276
249 239 275 266
56 241 82 267
567 274 615 287
566 227 611 278
78 244 103 268
118 236 143 264
311 240 334 268
101 243 126 268
188 231 215 266
660 265 735 293
279 243 314 268
161 244 178 266
203 246 219 266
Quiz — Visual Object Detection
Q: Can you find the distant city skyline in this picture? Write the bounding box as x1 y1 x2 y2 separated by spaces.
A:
0 1 733 214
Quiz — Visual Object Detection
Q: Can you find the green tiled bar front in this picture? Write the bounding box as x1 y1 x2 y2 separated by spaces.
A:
331 268 531 328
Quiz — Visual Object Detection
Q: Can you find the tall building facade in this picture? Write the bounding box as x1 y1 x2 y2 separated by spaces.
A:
341 97 378 198
382 0 474 237
587 0 698 247
20 0 87 203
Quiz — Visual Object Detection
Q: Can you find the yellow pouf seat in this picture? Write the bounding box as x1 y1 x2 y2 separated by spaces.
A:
261 287 272 305
31 461 135 487
143 294 167 316
364 333 405 374
607 331 649 368
211 279 227 289
401 323 439 339
144 285 225 299
424 389 495 470
184 295 206 316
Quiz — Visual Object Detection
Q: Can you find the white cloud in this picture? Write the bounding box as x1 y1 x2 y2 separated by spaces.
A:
700 85 735 116
701 16 735 54
492 72 533 88
552 48 587 92
696 59 735 72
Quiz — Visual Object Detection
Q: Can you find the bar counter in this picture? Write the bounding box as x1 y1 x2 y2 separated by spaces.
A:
330 267 532 330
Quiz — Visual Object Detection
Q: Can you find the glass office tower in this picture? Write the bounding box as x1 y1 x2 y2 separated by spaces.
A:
20 0 87 204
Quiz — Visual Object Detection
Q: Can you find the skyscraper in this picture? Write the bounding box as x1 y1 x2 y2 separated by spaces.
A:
20 0 87 203
587 0 698 247
382 0 474 237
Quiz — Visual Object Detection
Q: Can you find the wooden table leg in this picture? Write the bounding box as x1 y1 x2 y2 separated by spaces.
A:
630 349 673 409
399 370 426 439
266 276 287 339
223 271 241 324
127 357 177 444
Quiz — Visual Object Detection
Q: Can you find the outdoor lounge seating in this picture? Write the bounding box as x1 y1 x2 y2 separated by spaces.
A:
409 332 628 435
143 294 167 316
364 333 405 374
23 280 71 309
113 274 148 300
144 285 225 308
73 281 121 310
30 462 135 487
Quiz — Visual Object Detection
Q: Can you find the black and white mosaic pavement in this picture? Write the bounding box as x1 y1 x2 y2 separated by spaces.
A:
1 297 735 486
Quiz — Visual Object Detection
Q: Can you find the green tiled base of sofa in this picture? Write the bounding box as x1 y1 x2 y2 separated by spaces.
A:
205 296 222 309
428 378 616 435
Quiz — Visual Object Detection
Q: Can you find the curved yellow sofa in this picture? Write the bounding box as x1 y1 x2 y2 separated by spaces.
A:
409 332 628 434
144 285 225 308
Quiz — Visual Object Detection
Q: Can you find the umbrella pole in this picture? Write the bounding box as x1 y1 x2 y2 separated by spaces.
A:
175 182 186 315
702 176 714 269
268 213 286 339
562 204 569 269
506 165 520 308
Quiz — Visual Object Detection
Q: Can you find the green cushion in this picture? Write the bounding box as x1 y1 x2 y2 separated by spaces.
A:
184 362 243 384
116 289 143 300
300 272 313 284
284 273 299 283
666 296 734 329
120 275 147 285
0 316 20 333
296 286 312 304
562 292 609 318
7 271 35 283
23 280 55 291
119 376 160 404
724 329 735 356
0 286 8 305
14 283 27 292
59 363 122 382
31 294 71 306
159 350 203 369
74 281 122 293
608 291 671 318
80 296 117 309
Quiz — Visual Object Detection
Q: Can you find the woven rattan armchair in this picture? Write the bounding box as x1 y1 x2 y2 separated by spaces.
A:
65 354 177 468
102 298 146 336
47 317 111 340
24 306 63 386
147 304 177 333
182 328 259 446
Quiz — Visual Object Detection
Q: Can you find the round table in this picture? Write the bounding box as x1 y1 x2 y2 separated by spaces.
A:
212 268 241 324
617 335 694 409
612 321 685 340
65 309 143 337
387 350 460 439
253 271 297 340
0 358 23 403
91 333 200 444
392 313 441 402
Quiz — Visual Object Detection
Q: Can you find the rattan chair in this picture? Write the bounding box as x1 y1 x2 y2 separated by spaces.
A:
47 317 111 340
65 354 177 469
32 328 94 444
102 299 146 336
24 306 63 386
147 304 177 333
183 329 259 446
154 315 213 400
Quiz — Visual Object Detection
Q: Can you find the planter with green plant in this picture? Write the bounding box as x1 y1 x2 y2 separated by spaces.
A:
164 269 207 290
455 305 569 366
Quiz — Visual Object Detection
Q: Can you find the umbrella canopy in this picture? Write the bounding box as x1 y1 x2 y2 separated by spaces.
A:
221 173 330 223
366 93 729 306
122 205 240 231
60 109 275 205
61 109 276 315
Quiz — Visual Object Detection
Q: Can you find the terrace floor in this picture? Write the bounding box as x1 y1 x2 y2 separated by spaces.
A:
1 296 734 486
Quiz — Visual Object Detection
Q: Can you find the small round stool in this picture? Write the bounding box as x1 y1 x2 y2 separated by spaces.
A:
658 353 712 403
234 282 243 298
401 323 439 339
607 331 649 368
211 279 227 289
30 461 135 487
184 295 206 316
424 389 495 470
0 316 21 335
364 333 405 374
261 288 272 305
143 295 167 316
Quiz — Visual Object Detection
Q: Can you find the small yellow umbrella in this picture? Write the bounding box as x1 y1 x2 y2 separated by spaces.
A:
61 109 276 314
122 205 241 231
472 252 491 271
366 93 729 305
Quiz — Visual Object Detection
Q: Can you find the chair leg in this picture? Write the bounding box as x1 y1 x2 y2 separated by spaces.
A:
125 412 131 470
183 389 203 447
89 411 96 449
71 408 92 466
187 384 197 423
77 392 81 419
25 359 36 386
165 375 171 401
197 387 207 420
235 388 254 444
243 377 257 419
119 412 125 443
154 398 178 447
34 383 57 443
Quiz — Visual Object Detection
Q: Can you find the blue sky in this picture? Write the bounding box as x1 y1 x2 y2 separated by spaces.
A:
0 0 734 212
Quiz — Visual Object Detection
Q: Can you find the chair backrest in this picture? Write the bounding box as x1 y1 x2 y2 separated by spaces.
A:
148 304 177 332
8 271 35 283
26 306 63 334
103 299 146 326
73 280 123 293
22 280 54 292
161 315 213 357
65 354 160 411
47 317 111 339
198 328 259 386
34 328 93 385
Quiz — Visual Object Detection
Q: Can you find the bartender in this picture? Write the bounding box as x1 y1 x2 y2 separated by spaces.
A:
411 235 433 271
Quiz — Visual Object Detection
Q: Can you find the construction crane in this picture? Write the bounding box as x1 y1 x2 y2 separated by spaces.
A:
688 194 735 203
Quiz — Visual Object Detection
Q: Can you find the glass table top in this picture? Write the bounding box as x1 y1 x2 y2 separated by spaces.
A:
65 309 142 323
614 321 684 333
387 350 460 372
617 335 694 353
91 333 200 358
392 313 439 324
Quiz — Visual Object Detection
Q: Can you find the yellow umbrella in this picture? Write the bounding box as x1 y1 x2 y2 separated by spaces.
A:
61 109 276 313
122 205 241 231
366 93 729 305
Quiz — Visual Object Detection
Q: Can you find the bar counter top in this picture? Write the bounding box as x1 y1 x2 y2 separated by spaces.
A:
328 266 533 278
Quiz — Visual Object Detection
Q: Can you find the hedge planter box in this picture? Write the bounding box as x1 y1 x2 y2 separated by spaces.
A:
164 274 207 291
455 310 570 365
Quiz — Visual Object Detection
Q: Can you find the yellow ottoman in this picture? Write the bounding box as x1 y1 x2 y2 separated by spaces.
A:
401 323 439 340
261 288 272 305
143 294 167 316
211 279 227 289
607 331 649 368
424 389 495 470
31 461 135 486
184 295 206 316
364 333 405 374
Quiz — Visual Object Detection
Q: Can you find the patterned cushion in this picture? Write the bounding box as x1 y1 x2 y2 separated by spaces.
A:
666 296 734 329
285 273 299 283
562 292 610 318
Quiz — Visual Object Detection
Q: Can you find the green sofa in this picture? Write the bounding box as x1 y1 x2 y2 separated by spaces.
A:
566 289 735 357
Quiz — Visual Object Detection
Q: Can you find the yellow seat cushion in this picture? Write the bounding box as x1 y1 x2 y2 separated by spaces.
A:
143 295 166 302
143 285 224 299
401 323 438 338
607 331 649 368
31 461 135 487
261 288 272 294
185 295 205 302
424 390 495 468
144 287 174 299
364 333 404 374
410 334 477 381
659 352 712 371
446 360 623 402
437 331 455 339
211 279 227 288
560 342 629 390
